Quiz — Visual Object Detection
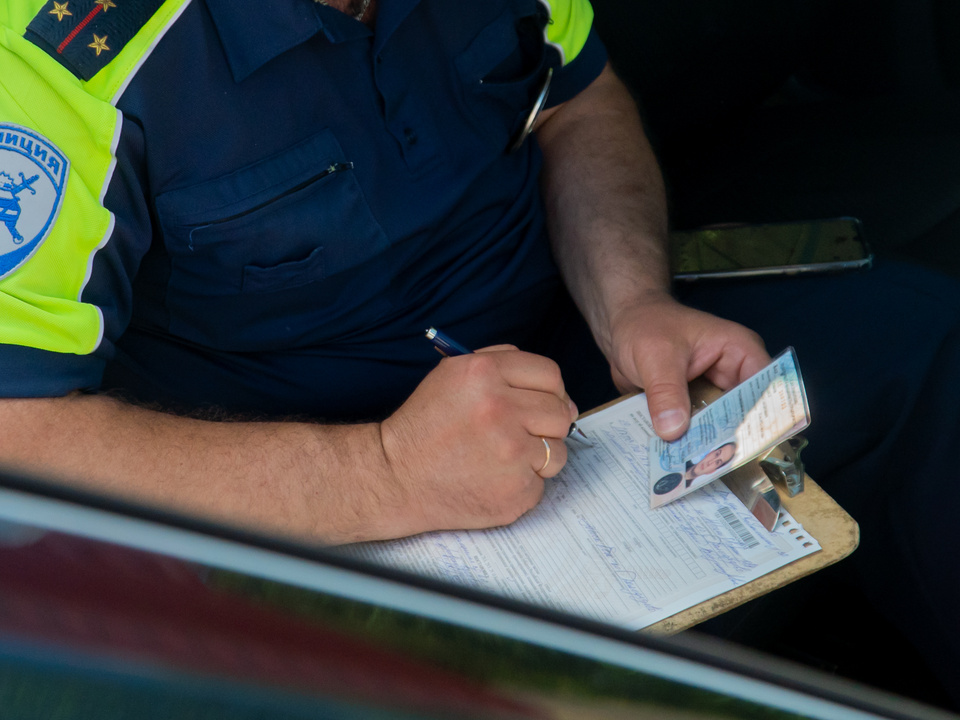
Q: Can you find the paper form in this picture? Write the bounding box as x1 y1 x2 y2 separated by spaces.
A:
342 393 820 631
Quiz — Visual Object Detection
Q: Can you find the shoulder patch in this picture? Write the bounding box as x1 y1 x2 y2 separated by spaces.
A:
24 0 166 81
0 125 69 280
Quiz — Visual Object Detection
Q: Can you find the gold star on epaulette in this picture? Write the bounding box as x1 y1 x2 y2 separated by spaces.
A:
94 0 116 11
49 2 72 21
88 34 110 56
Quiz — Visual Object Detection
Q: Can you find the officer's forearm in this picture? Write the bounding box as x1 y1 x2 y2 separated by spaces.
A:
535 63 670 358
0 393 398 545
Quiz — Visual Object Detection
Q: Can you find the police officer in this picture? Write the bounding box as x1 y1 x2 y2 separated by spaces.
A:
0 0 769 542
3 1 960 701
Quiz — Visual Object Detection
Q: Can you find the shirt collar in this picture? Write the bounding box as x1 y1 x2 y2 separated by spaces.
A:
204 0 327 83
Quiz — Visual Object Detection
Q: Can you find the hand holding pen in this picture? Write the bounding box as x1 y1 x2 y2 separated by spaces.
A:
378 333 581 536
425 327 593 447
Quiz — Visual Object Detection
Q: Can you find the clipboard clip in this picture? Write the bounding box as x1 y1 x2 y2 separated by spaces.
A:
759 435 808 498
719 435 808 532
720 463 782 532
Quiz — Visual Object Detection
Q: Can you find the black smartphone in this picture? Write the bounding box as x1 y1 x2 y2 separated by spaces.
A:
671 218 873 281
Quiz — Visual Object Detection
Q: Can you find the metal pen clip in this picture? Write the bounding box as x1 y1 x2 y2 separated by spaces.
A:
507 67 553 153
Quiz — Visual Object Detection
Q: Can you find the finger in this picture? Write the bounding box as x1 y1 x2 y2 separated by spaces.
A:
512 388 579 439
698 332 770 389
531 435 568 478
634 343 692 441
610 363 640 395
474 344 519 353
494 351 568 399
737 338 771 380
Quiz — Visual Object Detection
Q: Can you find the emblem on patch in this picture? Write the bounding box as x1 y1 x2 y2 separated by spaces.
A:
0 125 69 280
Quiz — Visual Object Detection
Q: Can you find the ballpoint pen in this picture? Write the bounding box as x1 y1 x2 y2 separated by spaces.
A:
425 327 594 446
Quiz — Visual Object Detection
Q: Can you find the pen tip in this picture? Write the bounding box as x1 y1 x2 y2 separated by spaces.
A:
567 423 595 447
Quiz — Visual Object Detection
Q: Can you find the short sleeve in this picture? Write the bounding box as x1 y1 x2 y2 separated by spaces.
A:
540 0 608 106
0 22 151 397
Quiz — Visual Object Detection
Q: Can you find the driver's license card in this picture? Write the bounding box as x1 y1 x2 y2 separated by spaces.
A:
648 348 810 509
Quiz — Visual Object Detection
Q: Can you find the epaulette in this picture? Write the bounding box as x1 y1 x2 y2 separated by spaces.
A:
24 0 166 81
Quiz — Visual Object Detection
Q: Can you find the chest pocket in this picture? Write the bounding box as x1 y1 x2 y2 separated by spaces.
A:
455 0 550 153
155 128 388 297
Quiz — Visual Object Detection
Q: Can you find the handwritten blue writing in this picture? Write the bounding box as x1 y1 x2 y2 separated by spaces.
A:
578 517 659 612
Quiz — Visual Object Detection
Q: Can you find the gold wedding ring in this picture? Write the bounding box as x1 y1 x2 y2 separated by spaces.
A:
537 436 551 474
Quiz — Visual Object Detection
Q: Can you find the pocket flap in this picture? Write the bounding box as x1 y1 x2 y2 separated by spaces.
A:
243 245 325 294
455 0 542 84
156 128 348 229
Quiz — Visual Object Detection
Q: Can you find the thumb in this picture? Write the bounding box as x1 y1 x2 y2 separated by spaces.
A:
636 347 692 441
474 344 519 354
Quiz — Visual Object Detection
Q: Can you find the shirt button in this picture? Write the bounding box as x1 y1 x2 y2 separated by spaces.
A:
403 128 418 145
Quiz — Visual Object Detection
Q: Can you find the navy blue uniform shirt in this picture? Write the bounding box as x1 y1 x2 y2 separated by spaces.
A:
1 0 607 420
